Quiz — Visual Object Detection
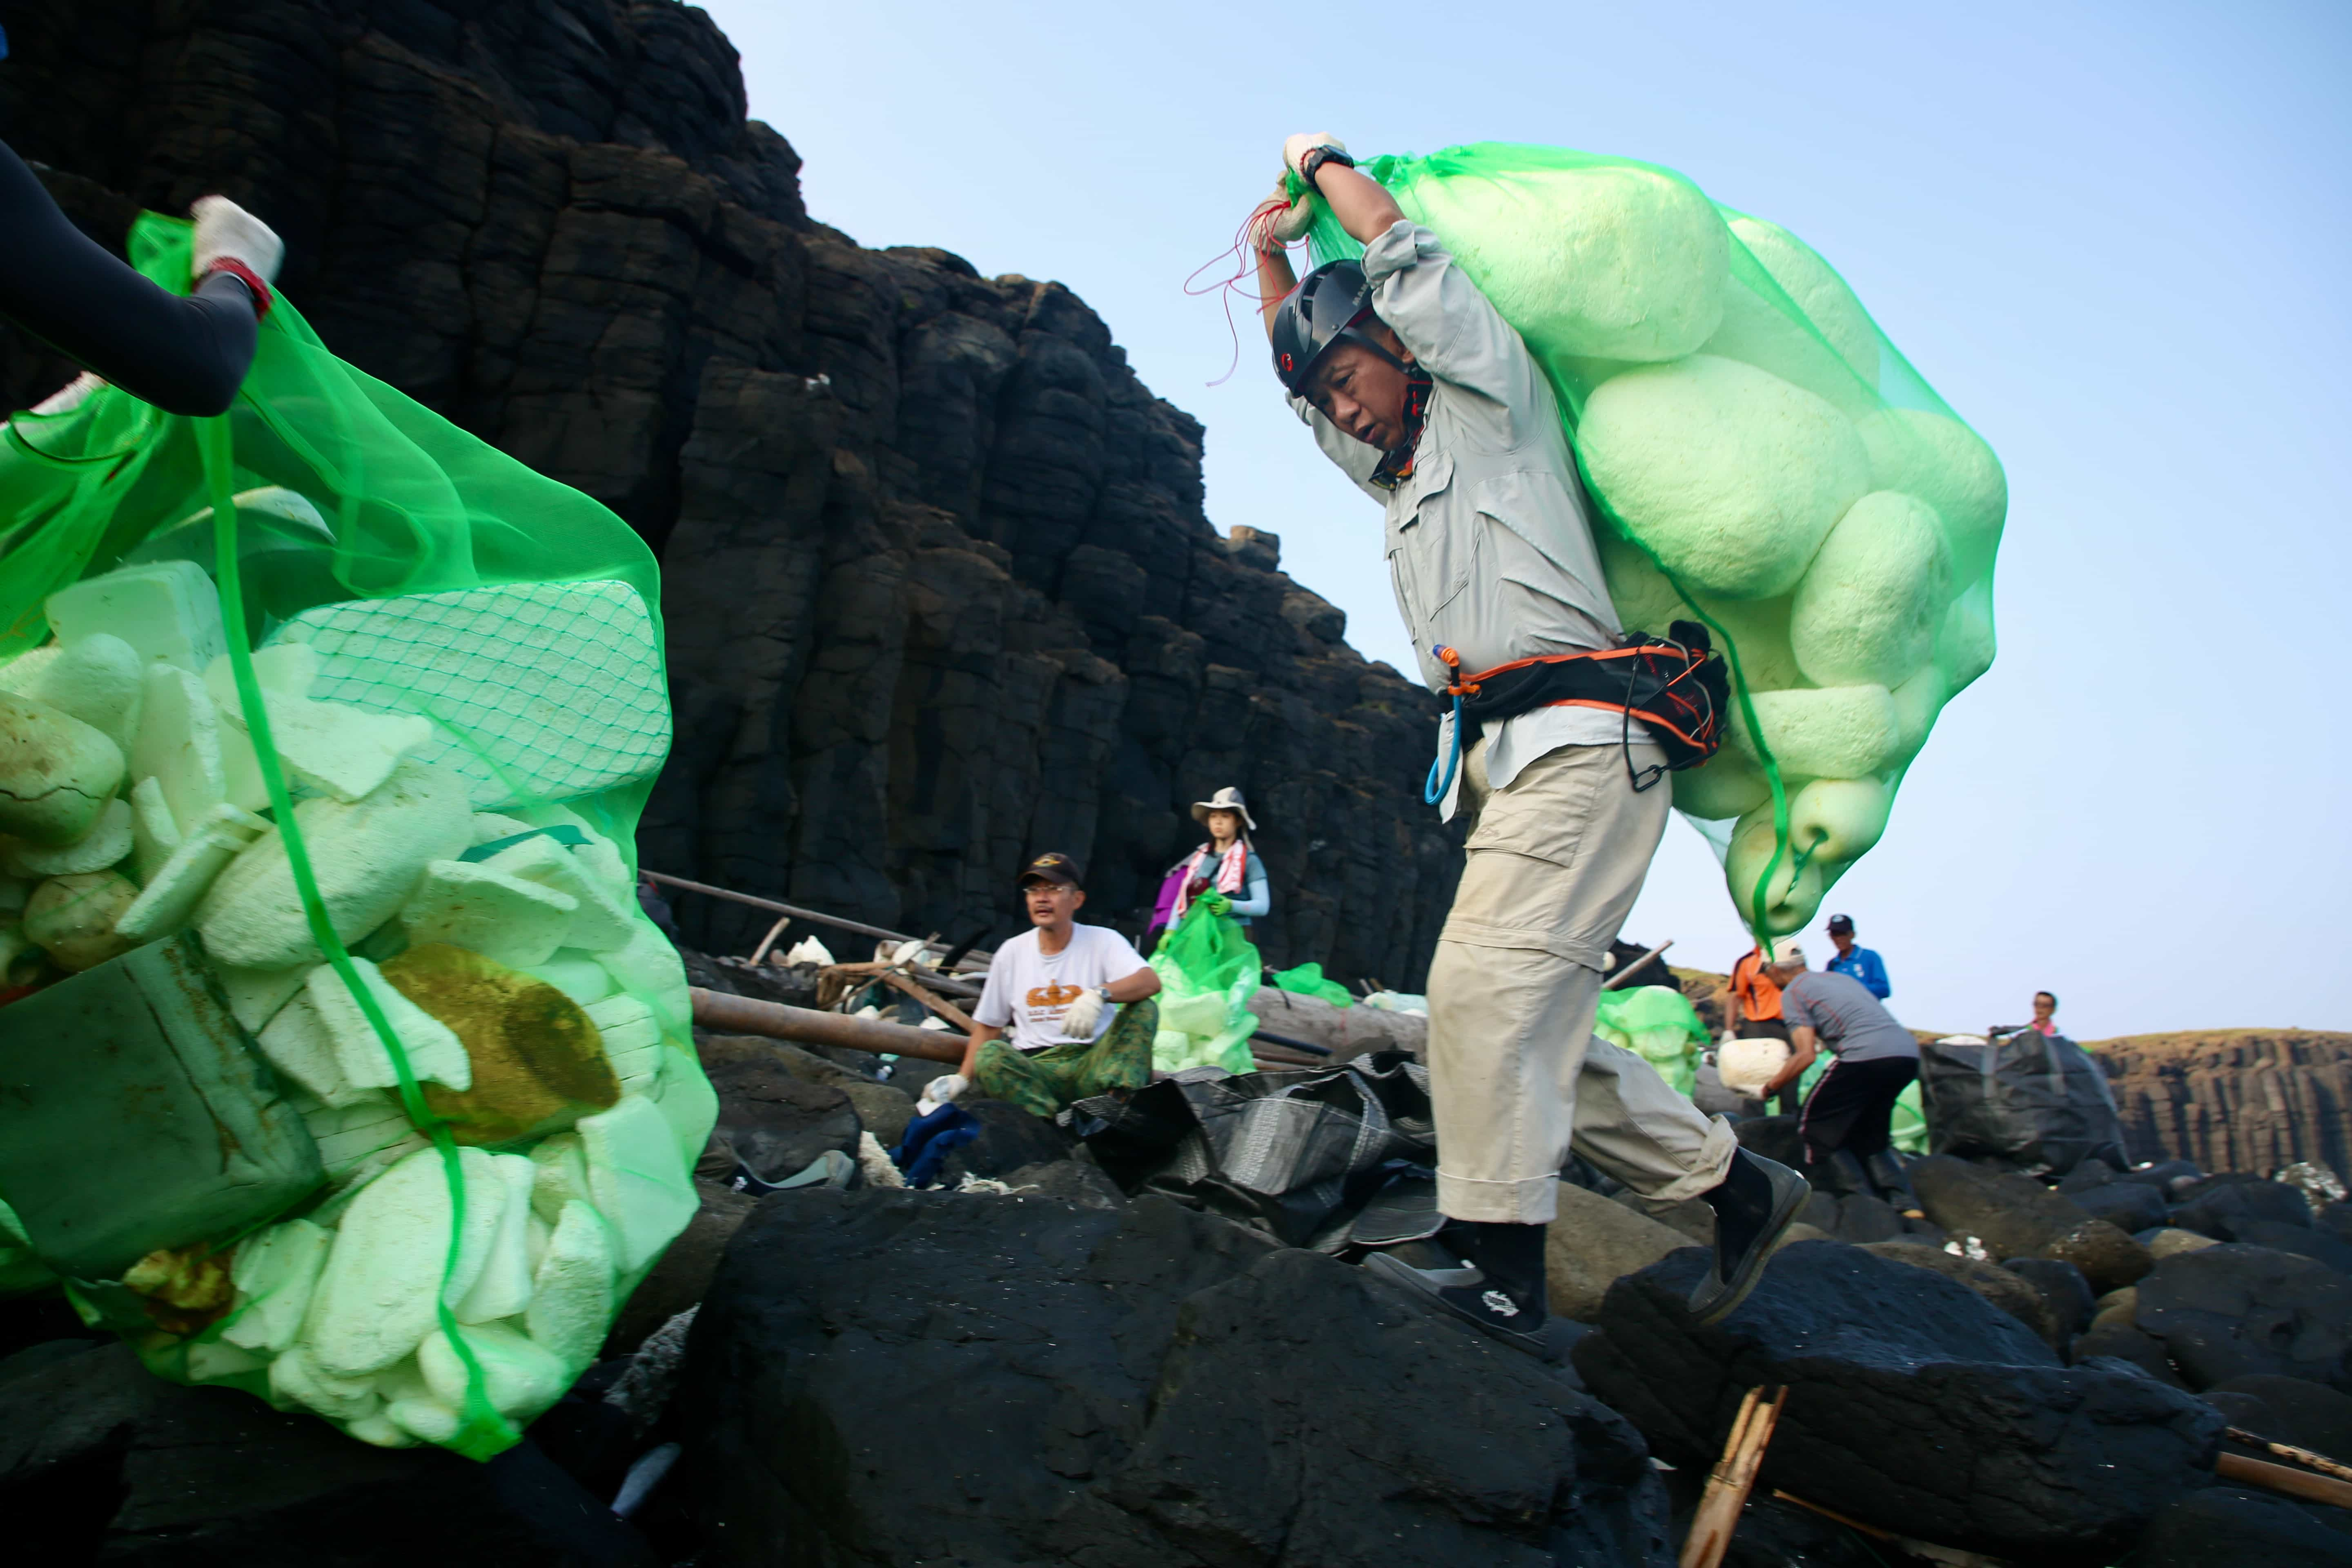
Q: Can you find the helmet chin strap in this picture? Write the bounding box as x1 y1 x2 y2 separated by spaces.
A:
1335 316 1410 374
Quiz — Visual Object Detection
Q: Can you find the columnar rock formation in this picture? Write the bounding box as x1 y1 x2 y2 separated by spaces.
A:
2093 1030 2352 1179
0 0 1459 982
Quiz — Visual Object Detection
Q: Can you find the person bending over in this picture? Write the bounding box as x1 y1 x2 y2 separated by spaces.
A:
0 139 282 418
961 852 1161 1119
1250 133 1806 1351
1757 943 1921 1211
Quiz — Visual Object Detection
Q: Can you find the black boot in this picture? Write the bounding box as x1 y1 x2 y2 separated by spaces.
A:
1688 1150 1809 1326
1814 1148 1871 1198
1363 1219 1550 1356
1864 1150 1922 1216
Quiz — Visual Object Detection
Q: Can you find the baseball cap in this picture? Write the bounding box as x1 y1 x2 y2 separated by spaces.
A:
1017 851 1083 889
1766 939 1807 967
1826 913 1854 934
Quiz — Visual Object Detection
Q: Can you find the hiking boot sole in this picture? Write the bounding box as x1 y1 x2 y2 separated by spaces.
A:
1686 1158 1811 1327
1363 1250 1554 1361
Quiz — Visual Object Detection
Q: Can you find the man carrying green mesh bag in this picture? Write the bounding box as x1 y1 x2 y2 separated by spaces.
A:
1249 134 1809 1350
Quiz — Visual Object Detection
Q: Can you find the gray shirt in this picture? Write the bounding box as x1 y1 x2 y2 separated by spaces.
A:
1780 971 1920 1064
1290 220 1644 820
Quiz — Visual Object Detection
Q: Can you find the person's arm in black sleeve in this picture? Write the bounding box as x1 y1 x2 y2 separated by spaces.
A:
0 139 272 417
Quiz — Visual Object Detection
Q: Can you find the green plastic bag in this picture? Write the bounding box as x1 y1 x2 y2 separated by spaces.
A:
1148 901 1261 1074
0 213 714 1457
1302 144 2003 943
1594 983 1709 1098
1269 960 1351 1008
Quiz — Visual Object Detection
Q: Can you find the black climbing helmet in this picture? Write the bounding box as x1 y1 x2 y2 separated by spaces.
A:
1270 259 1407 398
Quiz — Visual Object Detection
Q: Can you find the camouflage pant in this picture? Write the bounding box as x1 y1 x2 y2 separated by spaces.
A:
973 997 1158 1119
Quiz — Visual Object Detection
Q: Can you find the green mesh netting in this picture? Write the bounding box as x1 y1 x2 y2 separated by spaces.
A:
0 213 714 1458
1301 143 2004 944
1148 901 1262 1073
1594 983 1711 1097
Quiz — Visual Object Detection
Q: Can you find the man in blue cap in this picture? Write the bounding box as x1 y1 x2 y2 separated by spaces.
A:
1823 914 1890 1000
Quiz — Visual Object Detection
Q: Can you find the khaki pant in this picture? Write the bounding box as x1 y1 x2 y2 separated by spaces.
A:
1428 738 1738 1223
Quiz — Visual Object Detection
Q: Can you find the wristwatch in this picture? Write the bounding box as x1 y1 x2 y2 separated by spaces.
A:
1299 145 1356 188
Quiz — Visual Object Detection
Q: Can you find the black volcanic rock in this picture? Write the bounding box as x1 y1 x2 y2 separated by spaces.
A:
676 1187 1675 1566
1572 1241 2224 1565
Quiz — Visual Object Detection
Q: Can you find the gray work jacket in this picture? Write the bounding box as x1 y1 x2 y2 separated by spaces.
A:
1290 221 1641 818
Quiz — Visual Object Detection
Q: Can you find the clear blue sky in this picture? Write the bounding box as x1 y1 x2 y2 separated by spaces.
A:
697 0 2349 1038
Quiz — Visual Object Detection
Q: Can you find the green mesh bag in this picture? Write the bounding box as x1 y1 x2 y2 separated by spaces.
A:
0 213 714 1458
1301 144 2004 942
1148 901 1262 1074
1594 983 1710 1097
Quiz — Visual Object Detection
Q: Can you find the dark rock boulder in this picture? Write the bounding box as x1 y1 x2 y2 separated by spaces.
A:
1859 1241 2058 1348
939 1097 1075 1182
2209 1373 2352 1459
2137 1244 2352 1391
2173 1179 2314 1241
1000 1156 1125 1209
2132 1486 2352 1566
1572 1241 2224 1564
1912 1154 2153 1292
2005 1257 2098 1339
606 1179 758 1356
2232 1218 2352 1275
697 1034 862 1181
0 1342 653 1565
677 1187 1674 1566
1548 1182 1696 1323
1709 1493 1887 1568
1731 1114 1806 1170
715 1034 918 1146
2071 1323 2190 1387
2071 1180 2171 1235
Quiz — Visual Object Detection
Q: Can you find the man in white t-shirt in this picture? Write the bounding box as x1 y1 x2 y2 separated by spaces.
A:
960 851 1161 1117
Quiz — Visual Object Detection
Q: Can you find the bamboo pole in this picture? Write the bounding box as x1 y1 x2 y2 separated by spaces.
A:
1603 938 1676 991
1679 1385 1788 1568
2218 1450 2352 1509
689 988 966 1064
875 969 977 1033
2226 1426 2352 1486
646 871 992 967
1766 1491 1895 1541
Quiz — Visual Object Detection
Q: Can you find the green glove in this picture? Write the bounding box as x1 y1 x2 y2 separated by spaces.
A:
1202 890 1232 917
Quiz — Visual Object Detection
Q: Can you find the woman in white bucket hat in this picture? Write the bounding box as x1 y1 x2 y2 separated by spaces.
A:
1165 786 1272 929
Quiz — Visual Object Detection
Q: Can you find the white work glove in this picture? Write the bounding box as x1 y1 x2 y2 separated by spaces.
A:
28 372 104 416
916 1073 968 1117
1058 986 1109 1040
190 195 284 291
1246 179 1315 254
1283 131 1349 180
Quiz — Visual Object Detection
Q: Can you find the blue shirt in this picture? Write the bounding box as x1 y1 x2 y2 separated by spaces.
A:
1826 945 1890 999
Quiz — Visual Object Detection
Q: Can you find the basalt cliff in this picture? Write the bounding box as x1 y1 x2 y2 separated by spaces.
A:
0 0 1458 982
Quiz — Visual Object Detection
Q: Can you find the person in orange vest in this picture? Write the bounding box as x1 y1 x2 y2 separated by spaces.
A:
1728 945 1800 1114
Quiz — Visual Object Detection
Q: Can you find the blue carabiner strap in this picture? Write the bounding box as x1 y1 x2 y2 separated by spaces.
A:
1423 693 1465 805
